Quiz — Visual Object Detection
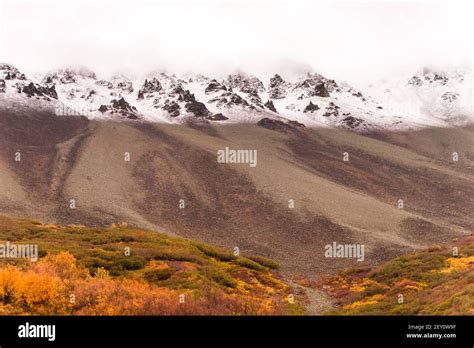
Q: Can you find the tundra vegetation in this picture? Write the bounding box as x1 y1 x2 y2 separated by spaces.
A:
0 215 302 315
321 235 474 315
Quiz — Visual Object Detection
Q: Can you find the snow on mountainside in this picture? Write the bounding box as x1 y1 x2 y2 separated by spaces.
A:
0 63 60 113
363 67 473 127
1 63 472 131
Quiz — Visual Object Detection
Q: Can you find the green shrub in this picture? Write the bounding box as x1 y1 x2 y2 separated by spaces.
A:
248 255 279 269
203 267 236 288
195 244 235 262
234 257 265 271
115 256 146 270
144 268 174 282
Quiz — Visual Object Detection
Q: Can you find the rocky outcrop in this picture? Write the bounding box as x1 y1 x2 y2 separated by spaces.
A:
340 115 367 129
44 68 96 85
323 102 340 117
207 113 229 121
98 105 108 113
313 82 330 97
257 117 305 133
293 73 335 98
140 78 162 94
163 101 181 117
165 85 211 117
268 74 288 99
227 73 265 94
22 82 58 99
0 64 27 81
303 101 319 113
408 75 423 87
264 100 277 113
111 77 134 93
185 98 210 117
441 91 459 103
205 80 227 94
99 97 139 119
208 92 250 108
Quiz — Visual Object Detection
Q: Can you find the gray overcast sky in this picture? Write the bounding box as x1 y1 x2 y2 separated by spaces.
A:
0 0 472 83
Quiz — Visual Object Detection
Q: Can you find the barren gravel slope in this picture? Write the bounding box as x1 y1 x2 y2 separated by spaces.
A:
0 107 472 278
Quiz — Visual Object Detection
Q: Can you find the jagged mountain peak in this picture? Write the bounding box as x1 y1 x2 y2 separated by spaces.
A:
1 62 472 130
226 72 265 94
43 66 97 85
0 63 27 81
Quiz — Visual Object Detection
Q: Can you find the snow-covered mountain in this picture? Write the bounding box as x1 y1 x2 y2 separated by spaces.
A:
1 63 472 131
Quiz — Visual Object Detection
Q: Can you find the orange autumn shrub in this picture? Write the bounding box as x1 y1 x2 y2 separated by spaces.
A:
0 265 69 314
0 252 286 315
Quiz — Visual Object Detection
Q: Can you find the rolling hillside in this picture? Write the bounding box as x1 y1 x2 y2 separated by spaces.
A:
321 235 474 315
0 105 473 278
0 215 301 315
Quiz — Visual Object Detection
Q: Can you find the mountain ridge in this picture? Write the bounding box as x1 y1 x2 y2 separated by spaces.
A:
1 62 471 131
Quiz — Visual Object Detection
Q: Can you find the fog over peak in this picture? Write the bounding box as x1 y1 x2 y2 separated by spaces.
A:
1 0 472 84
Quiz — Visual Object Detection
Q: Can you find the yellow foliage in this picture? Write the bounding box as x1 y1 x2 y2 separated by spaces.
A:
440 256 474 274
349 278 383 293
349 284 365 293
0 252 287 315
342 294 384 310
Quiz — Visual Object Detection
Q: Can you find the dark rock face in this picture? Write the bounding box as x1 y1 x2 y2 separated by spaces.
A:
441 91 459 103
227 74 265 94
111 97 137 112
185 99 210 117
227 93 250 107
85 90 96 101
340 116 367 129
269 74 284 89
303 101 319 113
408 75 423 87
22 82 58 99
293 73 335 98
163 101 181 117
287 120 305 128
314 82 330 97
114 79 134 93
98 105 108 112
99 97 140 119
268 74 288 99
5 71 26 80
352 91 363 98
43 69 78 85
257 117 305 133
225 74 264 108
205 80 227 94
429 73 448 85
44 86 58 99
1 64 26 81
168 85 211 117
22 83 40 97
264 100 277 113
323 102 340 117
207 113 229 121
0 79 5 93
140 78 162 94
96 80 113 89
247 93 263 108
208 92 250 108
